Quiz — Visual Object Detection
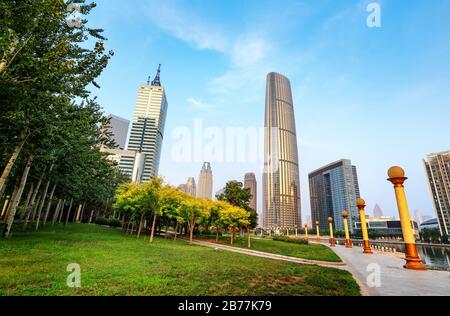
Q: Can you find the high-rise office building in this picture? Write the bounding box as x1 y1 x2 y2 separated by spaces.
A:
263 72 301 228
309 159 361 233
424 150 450 236
123 65 168 182
244 173 257 211
178 177 196 197
197 162 213 199
105 114 130 150
186 177 196 197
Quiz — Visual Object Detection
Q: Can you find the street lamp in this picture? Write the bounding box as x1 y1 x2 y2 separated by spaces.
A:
387 166 427 271
357 198 373 254
342 211 352 248
328 217 335 247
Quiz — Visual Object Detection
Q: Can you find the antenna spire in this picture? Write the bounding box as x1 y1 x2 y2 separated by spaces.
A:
151 64 162 86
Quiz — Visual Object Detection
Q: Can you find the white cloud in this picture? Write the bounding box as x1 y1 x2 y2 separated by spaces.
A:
186 98 213 110
143 1 228 52
231 36 271 69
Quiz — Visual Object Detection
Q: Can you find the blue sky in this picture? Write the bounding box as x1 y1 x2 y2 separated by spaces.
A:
88 0 450 221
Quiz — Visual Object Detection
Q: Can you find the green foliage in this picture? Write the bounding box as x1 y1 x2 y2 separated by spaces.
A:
420 228 443 243
95 217 122 228
0 0 123 227
334 230 346 238
273 237 309 245
217 180 258 228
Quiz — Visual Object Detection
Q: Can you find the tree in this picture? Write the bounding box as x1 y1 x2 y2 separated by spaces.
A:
180 198 211 244
217 180 258 246
0 0 113 201
219 205 250 245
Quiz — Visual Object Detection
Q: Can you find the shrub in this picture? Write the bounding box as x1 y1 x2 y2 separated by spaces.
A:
108 218 123 228
273 236 309 245
95 217 122 228
95 217 109 226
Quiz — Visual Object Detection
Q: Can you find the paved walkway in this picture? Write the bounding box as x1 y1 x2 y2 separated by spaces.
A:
190 238 450 296
188 239 346 268
328 244 450 296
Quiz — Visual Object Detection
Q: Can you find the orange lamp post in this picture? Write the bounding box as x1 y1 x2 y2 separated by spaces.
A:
357 198 373 254
342 211 352 248
328 217 335 247
387 166 427 271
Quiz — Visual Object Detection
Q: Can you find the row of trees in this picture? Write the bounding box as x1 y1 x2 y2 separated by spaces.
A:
113 180 258 247
0 1 126 237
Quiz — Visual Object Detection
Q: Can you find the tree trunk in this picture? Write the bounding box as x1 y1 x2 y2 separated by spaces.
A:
58 200 65 224
137 215 144 239
0 130 29 198
30 194 42 221
79 203 86 223
150 213 157 243
189 218 196 244
247 226 251 248
64 199 73 225
173 222 179 241
41 183 56 228
216 228 219 242
3 155 33 238
88 209 94 224
22 167 46 230
51 199 62 226
20 183 34 220
34 180 50 231
0 184 19 220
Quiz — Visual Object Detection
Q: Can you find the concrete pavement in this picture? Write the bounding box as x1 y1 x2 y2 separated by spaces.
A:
329 244 450 296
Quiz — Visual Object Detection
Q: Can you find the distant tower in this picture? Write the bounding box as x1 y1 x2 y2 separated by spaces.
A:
373 204 384 218
197 162 213 199
244 173 257 211
122 64 168 182
186 177 197 197
263 72 301 228
414 210 423 225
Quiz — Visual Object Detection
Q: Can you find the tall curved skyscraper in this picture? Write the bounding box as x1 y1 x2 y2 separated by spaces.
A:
263 72 301 228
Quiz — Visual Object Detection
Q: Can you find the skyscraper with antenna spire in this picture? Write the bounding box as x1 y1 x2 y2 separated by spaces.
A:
121 65 168 182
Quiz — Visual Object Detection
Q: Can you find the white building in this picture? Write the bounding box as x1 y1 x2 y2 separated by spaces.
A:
197 162 213 199
124 65 168 182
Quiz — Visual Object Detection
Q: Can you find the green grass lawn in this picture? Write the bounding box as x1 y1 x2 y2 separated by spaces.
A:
0 224 359 296
200 236 342 263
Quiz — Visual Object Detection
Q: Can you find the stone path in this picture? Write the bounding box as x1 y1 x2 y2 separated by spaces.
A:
188 239 346 268
189 238 450 296
328 244 450 296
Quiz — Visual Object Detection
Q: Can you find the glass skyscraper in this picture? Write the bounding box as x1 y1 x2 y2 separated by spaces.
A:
122 65 168 182
424 150 450 236
263 72 301 229
309 159 361 233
